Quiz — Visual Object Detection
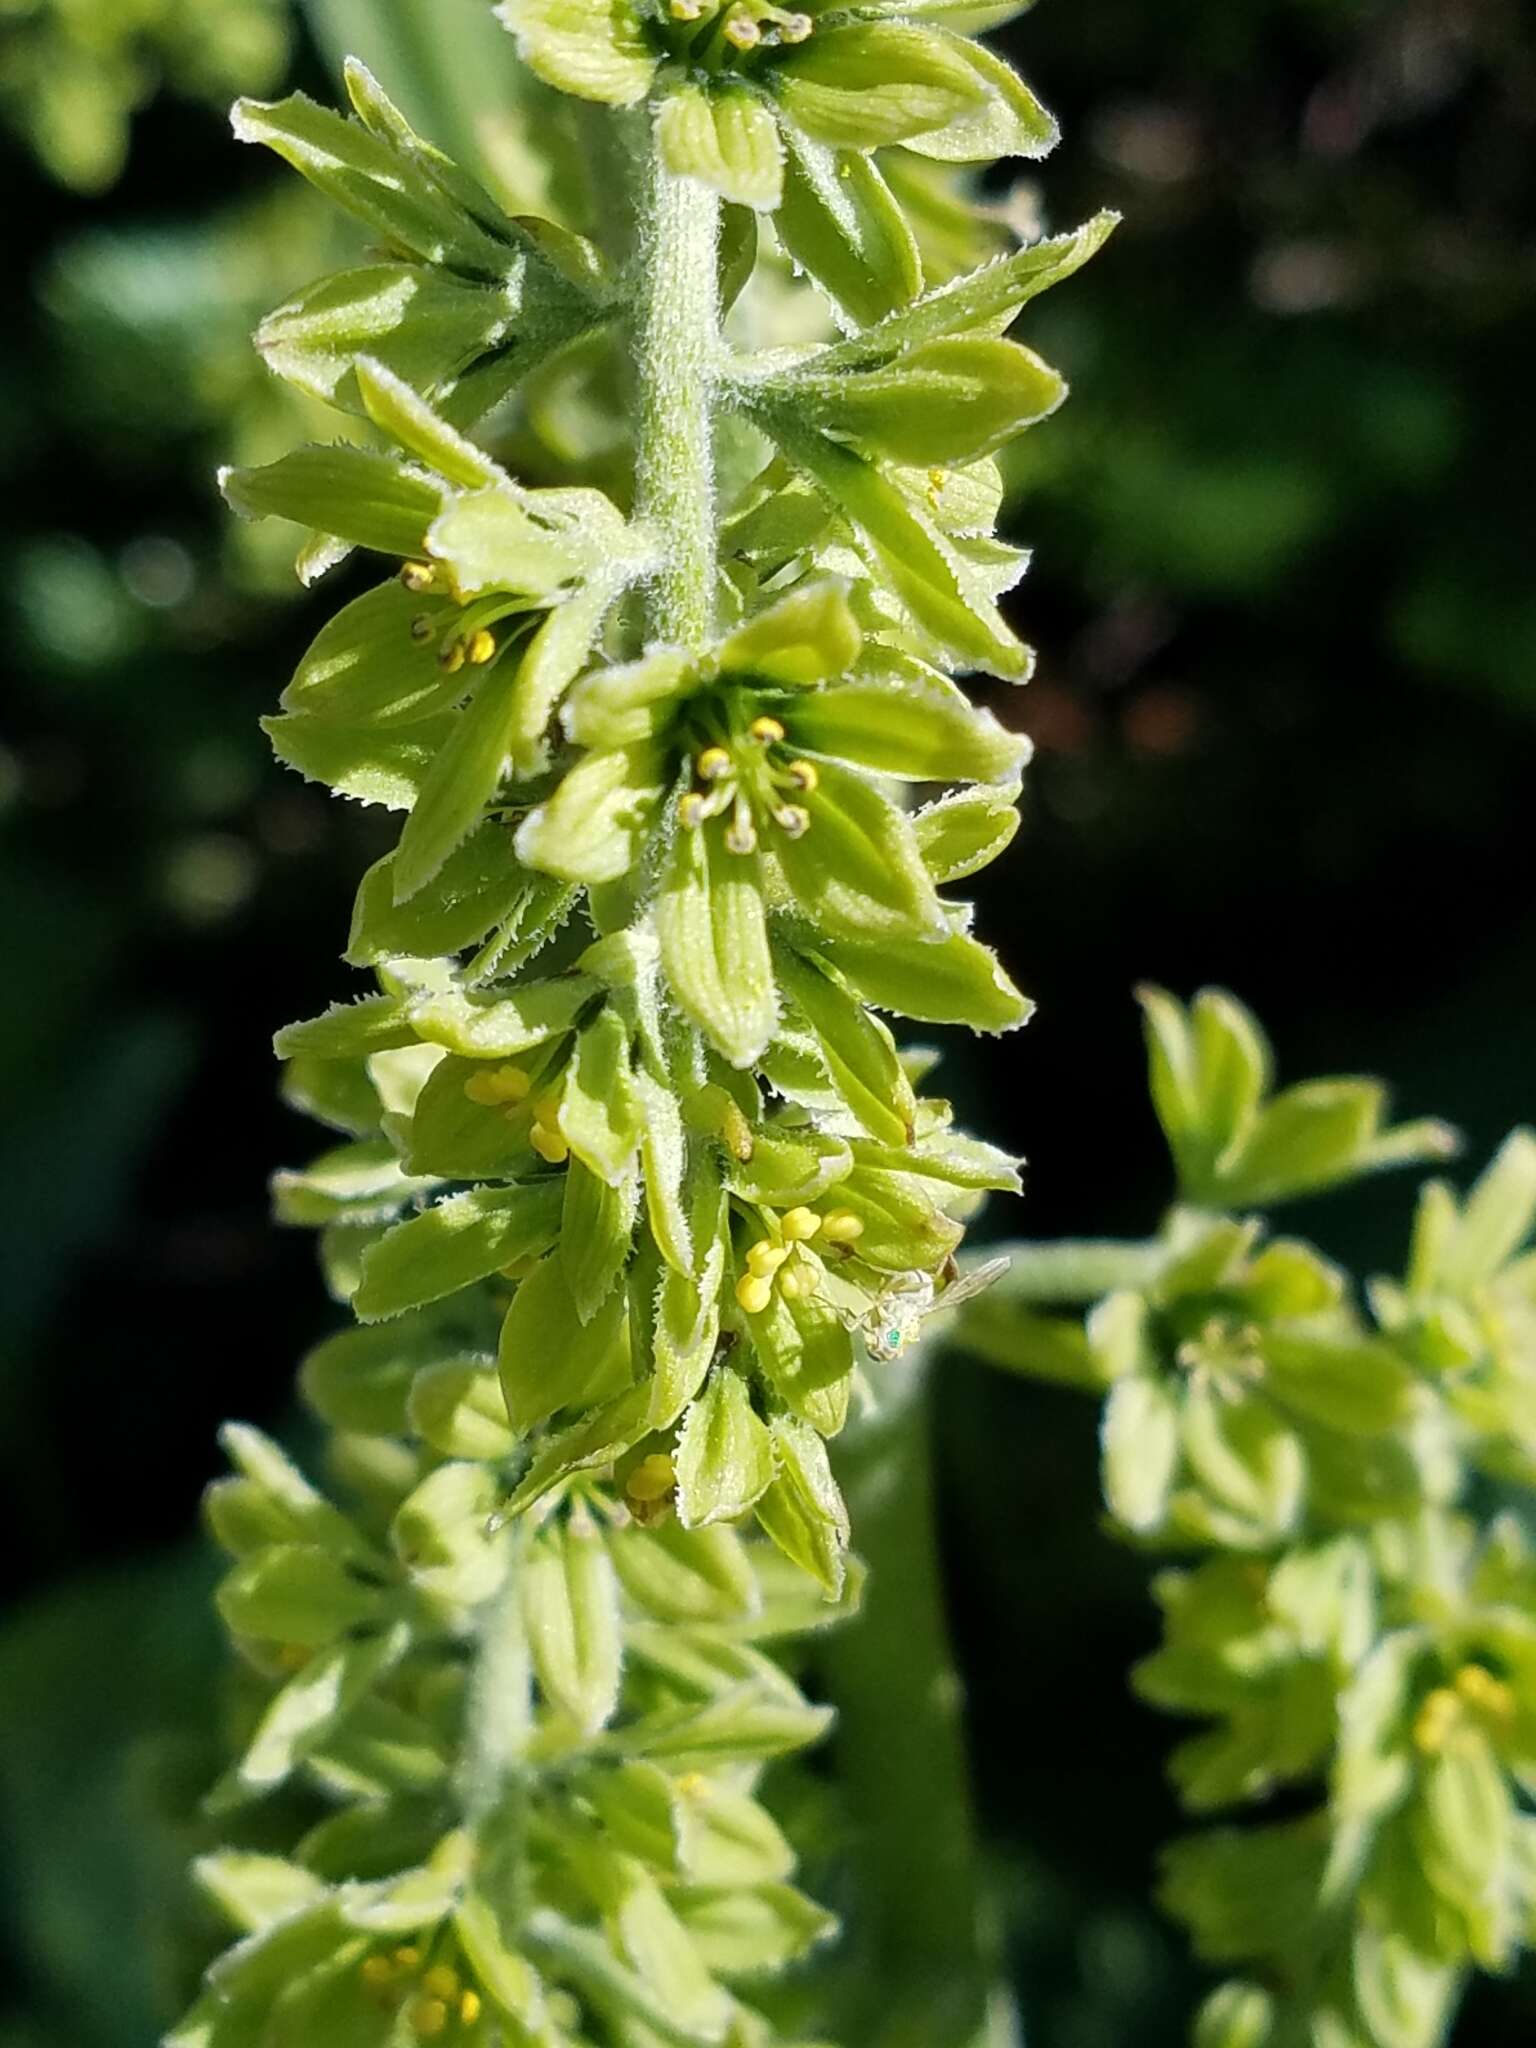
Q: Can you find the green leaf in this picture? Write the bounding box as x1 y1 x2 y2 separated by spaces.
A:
816 212 1119 368
769 336 1064 467
773 25 988 151
280 580 465 726
408 974 598 1057
816 923 1032 1031
609 1521 759 1627
256 263 514 413
505 573 634 777
262 710 455 811
392 1461 506 1606
775 132 923 329
718 579 863 686
275 993 419 1061
232 1627 407 1795
560 1005 642 1184
523 1514 623 1734
193 1853 326 1937
271 1139 433 1228
494 0 657 106
912 780 1022 882
346 822 531 966
353 1180 563 1321
745 1289 854 1437
231 91 511 272
659 84 783 211
564 649 697 749
390 656 529 903
673 1881 836 1977
517 740 668 885
222 446 444 556
761 411 1032 677
355 356 502 490
1102 1374 1179 1534
562 1158 638 1322
674 1370 777 1529
499 1251 631 1431
775 944 913 1144
1440 1128 1536 1291
1178 1382 1304 1544
408 1360 517 1461
777 757 943 942
901 33 1058 163
426 487 591 600
1259 1333 1415 1438
788 661 1027 780
657 818 777 1071
753 1415 849 1597
217 1544 387 1647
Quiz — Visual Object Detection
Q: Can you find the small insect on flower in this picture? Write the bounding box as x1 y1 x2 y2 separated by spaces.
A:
857 1258 1011 1362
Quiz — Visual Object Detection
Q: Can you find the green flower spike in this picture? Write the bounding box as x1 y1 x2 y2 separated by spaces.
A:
177 3 1110 2042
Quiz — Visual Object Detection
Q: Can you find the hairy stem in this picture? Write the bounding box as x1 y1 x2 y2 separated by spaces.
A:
632 115 720 650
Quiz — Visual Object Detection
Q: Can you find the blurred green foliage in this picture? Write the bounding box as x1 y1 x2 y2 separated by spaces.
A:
0 0 1531 2043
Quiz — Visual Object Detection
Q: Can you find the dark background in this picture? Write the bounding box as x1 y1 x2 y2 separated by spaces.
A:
0 1 1531 2042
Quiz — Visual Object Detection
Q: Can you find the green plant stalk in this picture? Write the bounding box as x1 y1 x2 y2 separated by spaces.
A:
825 1351 1018 2048
632 123 720 651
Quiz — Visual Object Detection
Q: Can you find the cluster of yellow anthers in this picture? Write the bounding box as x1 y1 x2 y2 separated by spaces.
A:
677 726 820 856
669 0 813 50
359 1948 483 2039
461 1065 569 1163
1411 1662 1517 1757
400 562 502 678
734 1204 864 1315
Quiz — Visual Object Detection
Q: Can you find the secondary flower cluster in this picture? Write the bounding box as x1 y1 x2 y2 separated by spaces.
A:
952 988 1536 2048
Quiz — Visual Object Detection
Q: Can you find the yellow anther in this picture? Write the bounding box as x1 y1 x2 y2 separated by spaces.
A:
736 1272 773 1315
458 1990 483 2027
677 1770 709 1797
778 1258 814 1301
749 715 785 744
627 1454 677 1504
697 745 732 782
773 803 810 838
400 562 436 593
724 812 758 856
410 613 434 643
361 1954 396 1991
1412 1687 1461 1757
422 1967 460 2002
778 10 813 40
463 1065 531 1107
531 1123 569 1165
670 0 705 15
819 1209 864 1244
724 9 762 47
781 1206 820 1241
466 629 497 665
1455 1664 1516 1723
411 1997 450 2039
721 1100 755 1162
747 1239 790 1279
393 1947 422 1971
533 1091 562 1125
678 791 707 827
437 639 467 674
786 759 819 792
928 466 947 494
